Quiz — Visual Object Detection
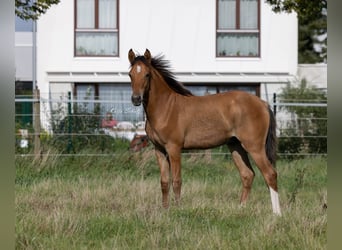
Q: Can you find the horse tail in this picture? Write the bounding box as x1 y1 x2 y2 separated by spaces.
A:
266 106 277 167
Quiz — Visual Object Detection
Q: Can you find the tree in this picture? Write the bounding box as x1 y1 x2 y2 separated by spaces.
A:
265 0 327 63
15 0 60 20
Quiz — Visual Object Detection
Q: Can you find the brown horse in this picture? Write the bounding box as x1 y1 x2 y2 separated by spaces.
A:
130 134 149 152
128 49 281 215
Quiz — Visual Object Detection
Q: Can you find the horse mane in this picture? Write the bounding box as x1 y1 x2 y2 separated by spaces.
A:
131 55 193 96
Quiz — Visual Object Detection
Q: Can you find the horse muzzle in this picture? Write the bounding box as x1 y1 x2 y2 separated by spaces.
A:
131 95 142 106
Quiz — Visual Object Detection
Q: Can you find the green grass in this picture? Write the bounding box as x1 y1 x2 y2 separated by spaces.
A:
15 150 327 249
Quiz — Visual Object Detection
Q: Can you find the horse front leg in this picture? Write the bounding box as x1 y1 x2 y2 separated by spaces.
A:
155 148 170 208
166 145 182 206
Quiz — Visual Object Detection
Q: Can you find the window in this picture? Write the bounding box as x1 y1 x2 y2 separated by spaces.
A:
186 84 260 96
15 81 33 126
75 83 144 122
75 0 119 57
75 84 96 112
216 0 260 57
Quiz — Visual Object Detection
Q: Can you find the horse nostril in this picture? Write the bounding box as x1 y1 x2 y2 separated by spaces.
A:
131 95 142 106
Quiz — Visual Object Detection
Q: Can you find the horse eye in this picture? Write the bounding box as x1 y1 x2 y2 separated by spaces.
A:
145 73 150 78
128 73 132 78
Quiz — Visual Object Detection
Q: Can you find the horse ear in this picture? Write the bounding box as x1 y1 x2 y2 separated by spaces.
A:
144 49 152 64
128 49 136 64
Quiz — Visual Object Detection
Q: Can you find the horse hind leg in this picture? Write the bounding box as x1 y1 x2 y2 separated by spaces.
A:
227 138 255 205
249 150 281 215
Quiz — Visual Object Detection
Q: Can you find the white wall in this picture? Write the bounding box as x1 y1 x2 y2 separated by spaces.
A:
37 0 297 96
297 64 327 89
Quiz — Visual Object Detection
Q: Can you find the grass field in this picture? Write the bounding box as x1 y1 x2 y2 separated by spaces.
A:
15 150 327 249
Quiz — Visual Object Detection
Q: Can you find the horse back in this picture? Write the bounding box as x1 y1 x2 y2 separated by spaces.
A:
180 91 270 149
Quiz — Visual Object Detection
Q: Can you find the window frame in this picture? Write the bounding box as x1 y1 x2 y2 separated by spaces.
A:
74 0 120 57
216 0 260 58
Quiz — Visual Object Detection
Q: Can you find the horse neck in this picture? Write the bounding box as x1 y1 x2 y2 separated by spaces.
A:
144 69 176 122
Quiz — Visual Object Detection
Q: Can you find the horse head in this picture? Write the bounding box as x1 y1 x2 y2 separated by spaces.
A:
128 49 152 106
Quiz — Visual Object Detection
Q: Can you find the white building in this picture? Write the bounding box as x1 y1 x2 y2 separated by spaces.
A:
15 16 34 126
297 64 327 91
35 0 298 125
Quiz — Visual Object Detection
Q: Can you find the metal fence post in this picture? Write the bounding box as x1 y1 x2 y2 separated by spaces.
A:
67 91 74 153
33 88 41 159
273 93 277 117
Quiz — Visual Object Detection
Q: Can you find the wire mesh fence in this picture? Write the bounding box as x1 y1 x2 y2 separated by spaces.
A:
15 90 327 159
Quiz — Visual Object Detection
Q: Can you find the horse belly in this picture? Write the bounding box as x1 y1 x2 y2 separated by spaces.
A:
183 123 231 149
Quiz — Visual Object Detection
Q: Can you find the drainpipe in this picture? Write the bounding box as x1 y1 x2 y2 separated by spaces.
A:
32 8 37 90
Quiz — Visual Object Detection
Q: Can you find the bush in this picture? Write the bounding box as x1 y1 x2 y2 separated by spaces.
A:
47 97 130 154
277 79 327 157
278 127 303 159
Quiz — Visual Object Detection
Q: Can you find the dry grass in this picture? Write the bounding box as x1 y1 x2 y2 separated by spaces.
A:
15 152 327 249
